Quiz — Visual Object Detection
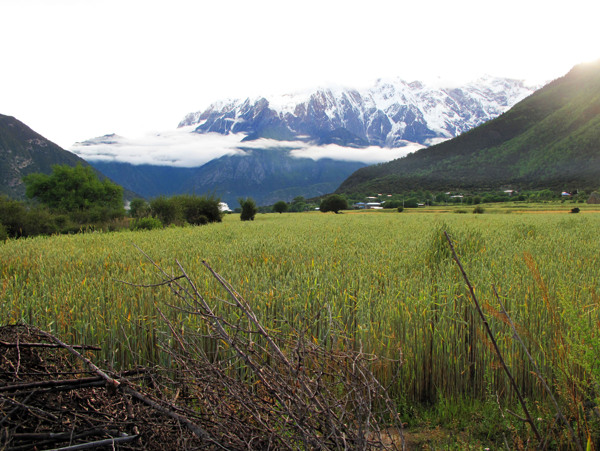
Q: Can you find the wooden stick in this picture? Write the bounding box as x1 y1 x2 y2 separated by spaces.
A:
493 285 583 451
43 434 138 451
0 340 101 351
35 330 120 389
0 376 104 392
444 231 542 443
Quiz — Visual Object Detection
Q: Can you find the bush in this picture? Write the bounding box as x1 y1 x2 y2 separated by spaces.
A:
178 195 222 225
239 198 258 221
397 206 404 213
473 206 486 214
150 196 180 225
150 195 222 226
384 200 403 209
570 207 580 214
130 217 163 231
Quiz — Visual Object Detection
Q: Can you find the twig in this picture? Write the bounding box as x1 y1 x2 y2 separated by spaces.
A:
444 231 542 443
0 376 104 392
42 434 138 451
0 341 101 351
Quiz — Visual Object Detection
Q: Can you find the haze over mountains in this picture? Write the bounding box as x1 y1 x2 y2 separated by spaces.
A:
71 77 536 205
338 60 600 195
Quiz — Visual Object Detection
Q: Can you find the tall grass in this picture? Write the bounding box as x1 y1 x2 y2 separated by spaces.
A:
1 211 599 433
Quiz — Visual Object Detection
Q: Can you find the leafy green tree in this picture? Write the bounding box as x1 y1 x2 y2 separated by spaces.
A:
24 164 123 215
272 200 289 214
319 194 348 213
239 197 258 221
403 198 419 208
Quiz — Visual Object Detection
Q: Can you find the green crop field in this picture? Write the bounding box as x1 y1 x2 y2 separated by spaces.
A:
1 208 599 443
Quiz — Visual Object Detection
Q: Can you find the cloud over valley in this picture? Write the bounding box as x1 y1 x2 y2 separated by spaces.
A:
70 128 421 168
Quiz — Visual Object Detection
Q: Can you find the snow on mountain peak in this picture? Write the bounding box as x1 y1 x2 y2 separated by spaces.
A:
178 76 538 147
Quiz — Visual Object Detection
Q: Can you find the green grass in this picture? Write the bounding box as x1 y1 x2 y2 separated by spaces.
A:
1 210 599 445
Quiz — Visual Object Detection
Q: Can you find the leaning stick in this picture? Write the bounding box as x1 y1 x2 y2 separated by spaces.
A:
493 285 583 451
36 330 120 389
444 231 542 442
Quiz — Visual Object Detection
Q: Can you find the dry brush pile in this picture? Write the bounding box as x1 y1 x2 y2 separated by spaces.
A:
0 250 405 450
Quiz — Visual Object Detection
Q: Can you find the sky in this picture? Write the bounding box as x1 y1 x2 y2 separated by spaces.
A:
1 0 599 161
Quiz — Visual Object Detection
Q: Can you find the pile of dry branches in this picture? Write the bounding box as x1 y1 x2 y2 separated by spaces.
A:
1 251 404 450
128 250 405 449
0 324 204 450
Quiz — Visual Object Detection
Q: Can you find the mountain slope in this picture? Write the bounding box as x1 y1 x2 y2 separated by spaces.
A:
88 149 366 206
0 114 90 198
179 77 536 147
337 61 600 194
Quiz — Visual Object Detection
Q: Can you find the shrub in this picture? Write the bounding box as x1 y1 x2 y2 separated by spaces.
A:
150 196 181 226
384 200 403 209
397 206 404 213
473 206 486 214
570 207 580 214
177 195 222 225
130 217 163 231
150 195 222 226
239 198 258 221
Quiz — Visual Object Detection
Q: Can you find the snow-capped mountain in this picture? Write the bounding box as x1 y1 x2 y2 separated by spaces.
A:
179 77 537 147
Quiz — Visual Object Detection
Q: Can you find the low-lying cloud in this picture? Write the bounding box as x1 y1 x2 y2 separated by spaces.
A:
70 127 423 167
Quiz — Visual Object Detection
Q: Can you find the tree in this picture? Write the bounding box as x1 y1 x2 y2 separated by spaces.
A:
290 196 308 212
404 198 419 208
319 194 348 214
23 164 124 219
239 197 258 221
129 198 150 218
272 200 289 214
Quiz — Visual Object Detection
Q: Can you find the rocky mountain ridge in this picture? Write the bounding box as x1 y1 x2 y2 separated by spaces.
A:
179 77 537 147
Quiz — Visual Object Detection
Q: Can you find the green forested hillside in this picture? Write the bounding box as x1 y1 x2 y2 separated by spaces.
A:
337 60 600 194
